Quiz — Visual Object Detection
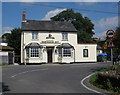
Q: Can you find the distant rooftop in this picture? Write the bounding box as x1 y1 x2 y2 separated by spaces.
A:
22 20 77 32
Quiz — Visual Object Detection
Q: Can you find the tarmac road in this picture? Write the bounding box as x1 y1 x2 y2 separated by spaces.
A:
2 62 112 94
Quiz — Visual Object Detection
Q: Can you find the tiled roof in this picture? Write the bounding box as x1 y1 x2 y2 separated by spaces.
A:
22 20 77 32
25 43 43 48
57 43 74 48
0 45 14 50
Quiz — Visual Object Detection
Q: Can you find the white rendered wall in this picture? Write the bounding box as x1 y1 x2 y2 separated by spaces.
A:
21 31 97 63
75 44 97 62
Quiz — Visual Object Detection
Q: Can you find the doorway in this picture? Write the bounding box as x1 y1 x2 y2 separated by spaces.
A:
47 48 53 63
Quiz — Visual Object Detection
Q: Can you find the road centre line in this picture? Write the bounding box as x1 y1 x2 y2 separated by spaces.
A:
81 73 106 95
10 68 48 78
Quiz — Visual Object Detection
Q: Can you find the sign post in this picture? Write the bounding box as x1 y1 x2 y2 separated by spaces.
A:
111 48 113 65
106 30 115 65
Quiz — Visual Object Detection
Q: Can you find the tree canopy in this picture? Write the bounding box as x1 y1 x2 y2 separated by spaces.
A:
51 9 95 43
2 28 21 55
1 33 11 43
113 27 120 53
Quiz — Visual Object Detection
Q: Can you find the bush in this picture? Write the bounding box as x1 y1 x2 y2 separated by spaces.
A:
113 65 120 75
89 67 120 94
97 55 102 62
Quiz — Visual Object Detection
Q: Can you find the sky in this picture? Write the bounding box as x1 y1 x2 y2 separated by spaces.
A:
1 1 120 39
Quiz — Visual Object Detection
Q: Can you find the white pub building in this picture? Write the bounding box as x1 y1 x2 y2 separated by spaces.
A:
21 12 97 64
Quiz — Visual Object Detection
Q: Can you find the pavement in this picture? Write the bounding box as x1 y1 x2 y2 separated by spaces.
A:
1 62 113 94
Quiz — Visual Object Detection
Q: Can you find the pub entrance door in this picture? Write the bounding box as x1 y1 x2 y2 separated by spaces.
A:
47 48 53 63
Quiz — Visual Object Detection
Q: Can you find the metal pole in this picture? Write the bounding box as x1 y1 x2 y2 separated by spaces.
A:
111 48 113 65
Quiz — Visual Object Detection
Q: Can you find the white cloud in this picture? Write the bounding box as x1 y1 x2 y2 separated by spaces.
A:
76 2 96 6
2 27 13 34
95 16 118 30
93 31 106 39
42 8 67 20
93 16 118 39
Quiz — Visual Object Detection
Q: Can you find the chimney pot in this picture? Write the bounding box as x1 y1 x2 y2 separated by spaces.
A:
22 11 26 22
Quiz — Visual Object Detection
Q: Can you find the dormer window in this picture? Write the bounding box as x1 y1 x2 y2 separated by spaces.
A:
62 32 68 40
32 32 38 39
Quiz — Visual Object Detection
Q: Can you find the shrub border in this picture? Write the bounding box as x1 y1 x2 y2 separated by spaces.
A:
89 66 120 94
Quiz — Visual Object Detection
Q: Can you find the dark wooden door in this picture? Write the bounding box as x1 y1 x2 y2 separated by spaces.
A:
47 49 52 63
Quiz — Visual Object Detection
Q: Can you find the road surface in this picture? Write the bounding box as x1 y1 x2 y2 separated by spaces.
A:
2 62 112 94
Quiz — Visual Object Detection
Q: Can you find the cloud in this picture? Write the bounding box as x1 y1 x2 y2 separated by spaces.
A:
76 2 96 6
95 16 118 30
42 8 67 20
93 31 106 39
2 27 13 34
93 16 118 39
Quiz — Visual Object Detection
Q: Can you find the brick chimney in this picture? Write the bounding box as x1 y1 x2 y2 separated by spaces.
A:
22 11 26 22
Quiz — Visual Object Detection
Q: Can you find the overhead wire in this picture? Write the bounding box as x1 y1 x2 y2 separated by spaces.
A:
23 3 119 15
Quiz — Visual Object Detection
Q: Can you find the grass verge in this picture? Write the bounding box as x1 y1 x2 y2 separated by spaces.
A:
0 64 9 66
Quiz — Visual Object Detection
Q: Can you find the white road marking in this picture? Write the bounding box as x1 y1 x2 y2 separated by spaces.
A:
10 68 48 78
81 73 106 95
71 63 98 66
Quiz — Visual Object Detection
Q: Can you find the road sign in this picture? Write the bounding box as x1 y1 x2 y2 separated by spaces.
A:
106 30 114 38
107 40 115 48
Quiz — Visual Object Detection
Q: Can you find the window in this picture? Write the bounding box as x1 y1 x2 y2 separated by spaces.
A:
63 48 71 57
83 49 88 57
30 48 39 57
32 32 38 39
62 32 68 40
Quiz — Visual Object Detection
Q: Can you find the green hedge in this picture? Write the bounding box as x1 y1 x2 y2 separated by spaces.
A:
89 67 120 94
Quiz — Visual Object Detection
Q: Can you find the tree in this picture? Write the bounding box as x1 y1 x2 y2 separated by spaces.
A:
113 27 120 54
3 28 21 55
1 33 11 43
51 9 95 43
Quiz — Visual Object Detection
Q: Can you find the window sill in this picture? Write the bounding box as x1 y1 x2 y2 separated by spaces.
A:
63 57 72 58
61 40 68 41
29 57 40 58
31 39 39 41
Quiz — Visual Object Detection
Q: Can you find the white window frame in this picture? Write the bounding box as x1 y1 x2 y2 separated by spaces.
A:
62 32 68 40
30 48 39 58
63 48 72 58
32 32 38 39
